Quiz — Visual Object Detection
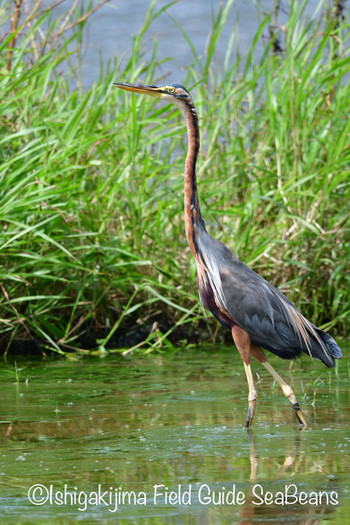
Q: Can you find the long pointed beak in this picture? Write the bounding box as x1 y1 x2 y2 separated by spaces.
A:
114 82 163 98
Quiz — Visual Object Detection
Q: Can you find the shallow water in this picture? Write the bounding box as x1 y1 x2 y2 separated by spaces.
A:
0 346 349 524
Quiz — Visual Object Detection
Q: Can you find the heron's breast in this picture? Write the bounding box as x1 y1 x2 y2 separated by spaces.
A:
198 274 237 330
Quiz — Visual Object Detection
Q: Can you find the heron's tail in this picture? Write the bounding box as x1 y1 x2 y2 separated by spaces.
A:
312 330 342 368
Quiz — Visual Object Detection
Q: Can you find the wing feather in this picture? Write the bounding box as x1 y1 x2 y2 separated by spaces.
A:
196 228 340 366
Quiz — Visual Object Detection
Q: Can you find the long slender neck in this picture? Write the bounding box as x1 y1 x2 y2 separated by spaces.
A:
181 99 205 256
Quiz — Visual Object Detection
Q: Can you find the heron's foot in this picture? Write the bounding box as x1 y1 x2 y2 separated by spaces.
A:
292 402 307 427
249 359 307 428
245 395 257 428
278 379 307 427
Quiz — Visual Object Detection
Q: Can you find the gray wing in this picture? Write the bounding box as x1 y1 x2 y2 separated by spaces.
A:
198 229 339 366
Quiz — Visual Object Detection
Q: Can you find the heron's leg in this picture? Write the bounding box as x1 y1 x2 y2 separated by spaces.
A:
250 345 307 427
231 326 257 428
243 362 258 428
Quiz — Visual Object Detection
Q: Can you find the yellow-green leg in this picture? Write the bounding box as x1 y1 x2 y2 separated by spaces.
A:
261 360 307 426
231 326 258 428
243 362 258 428
249 345 307 426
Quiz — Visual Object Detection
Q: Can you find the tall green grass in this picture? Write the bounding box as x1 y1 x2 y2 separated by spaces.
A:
0 0 349 355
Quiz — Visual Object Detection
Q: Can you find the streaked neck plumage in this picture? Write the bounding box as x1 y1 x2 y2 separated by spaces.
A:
178 97 205 256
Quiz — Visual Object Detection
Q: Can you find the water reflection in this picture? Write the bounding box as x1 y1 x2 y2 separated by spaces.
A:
239 429 338 524
0 349 348 522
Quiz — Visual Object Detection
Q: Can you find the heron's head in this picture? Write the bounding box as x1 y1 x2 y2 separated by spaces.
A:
114 82 192 110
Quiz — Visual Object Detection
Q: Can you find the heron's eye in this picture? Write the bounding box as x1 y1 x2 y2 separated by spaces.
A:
167 87 175 93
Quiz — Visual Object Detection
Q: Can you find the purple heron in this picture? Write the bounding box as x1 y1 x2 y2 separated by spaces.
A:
114 82 342 428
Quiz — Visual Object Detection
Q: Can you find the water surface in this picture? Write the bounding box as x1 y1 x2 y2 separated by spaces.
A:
0 346 349 523
49 0 327 86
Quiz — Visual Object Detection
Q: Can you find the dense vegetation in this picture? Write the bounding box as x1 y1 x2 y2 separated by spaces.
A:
0 0 349 356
